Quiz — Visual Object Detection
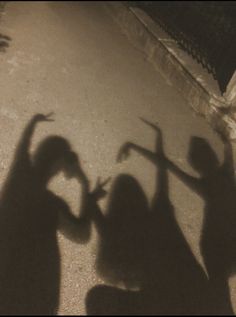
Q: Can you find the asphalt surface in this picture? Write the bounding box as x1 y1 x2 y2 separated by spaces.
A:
0 1 235 315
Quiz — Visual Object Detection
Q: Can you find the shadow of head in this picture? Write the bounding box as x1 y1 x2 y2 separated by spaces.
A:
0 33 11 52
106 173 148 220
188 136 219 176
32 136 80 183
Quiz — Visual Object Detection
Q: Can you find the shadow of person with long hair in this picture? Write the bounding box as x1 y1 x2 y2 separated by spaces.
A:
91 173 149 290
0 113 101 315
161 132 236 314
86 119 209 315
85 173 149 315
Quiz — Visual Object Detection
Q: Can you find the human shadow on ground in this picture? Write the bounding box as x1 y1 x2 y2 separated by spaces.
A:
86 119 231 315
163 131 236 314
0 33 11 52
0 113 102 315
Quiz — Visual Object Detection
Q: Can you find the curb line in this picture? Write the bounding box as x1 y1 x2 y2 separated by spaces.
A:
104 1 236 140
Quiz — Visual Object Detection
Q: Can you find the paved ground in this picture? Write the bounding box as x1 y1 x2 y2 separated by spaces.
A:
0 1 235 314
